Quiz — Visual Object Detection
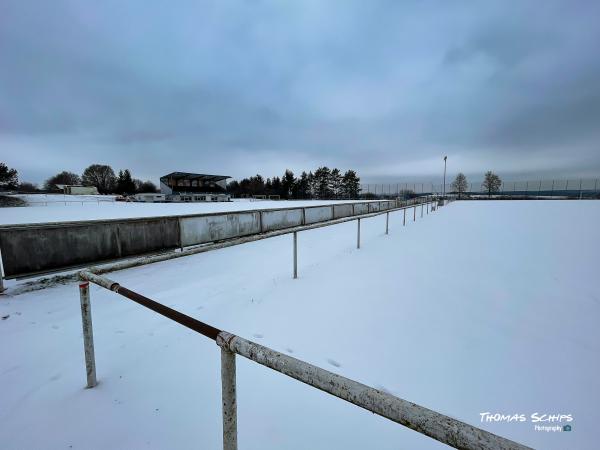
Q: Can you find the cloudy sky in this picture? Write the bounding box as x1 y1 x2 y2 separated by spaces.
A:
1 0 599 185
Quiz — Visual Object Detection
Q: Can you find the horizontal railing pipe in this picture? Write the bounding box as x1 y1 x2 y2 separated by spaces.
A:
79 271 222 340
80 271 530 450
217 332 531 450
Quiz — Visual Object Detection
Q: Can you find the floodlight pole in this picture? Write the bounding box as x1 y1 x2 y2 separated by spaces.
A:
443 156 447 199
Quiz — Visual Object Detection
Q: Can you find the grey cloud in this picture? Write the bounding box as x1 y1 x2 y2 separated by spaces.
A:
0 0 599 184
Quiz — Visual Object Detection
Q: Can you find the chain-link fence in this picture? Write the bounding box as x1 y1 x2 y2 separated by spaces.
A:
360 178 600 199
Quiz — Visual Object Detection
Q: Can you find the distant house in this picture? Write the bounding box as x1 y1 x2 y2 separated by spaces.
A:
159 172 231 202
56 184 99 195
132 193 166 203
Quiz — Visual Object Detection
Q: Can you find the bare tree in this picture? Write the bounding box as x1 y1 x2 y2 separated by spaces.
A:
82 164 116 194
482 171 502 197
451 173 468 198
44 171 81 190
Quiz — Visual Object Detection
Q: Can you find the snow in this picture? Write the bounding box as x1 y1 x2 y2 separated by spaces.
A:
0 195 371 225
1 201 598 449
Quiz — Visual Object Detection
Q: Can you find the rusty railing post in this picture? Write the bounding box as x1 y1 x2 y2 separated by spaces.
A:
78 281 97 388
293 231 298 279
220 345 238 450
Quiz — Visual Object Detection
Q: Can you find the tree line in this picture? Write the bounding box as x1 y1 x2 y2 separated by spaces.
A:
227 167 361 199
451 171 502 197
0 162 158 195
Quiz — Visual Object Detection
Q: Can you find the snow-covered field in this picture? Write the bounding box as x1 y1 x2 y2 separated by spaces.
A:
1 195 369 225
1 201 598 449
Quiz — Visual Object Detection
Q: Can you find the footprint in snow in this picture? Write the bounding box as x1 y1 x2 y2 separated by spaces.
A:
51 325 60 330
253 333 263 339
327 358 341 368
196 306 204 310
285 348 294 354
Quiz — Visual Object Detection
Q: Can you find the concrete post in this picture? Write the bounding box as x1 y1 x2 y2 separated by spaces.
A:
357 218 361 249
220 348 238 450
293 232 298 279
385 212 389 235
78 282 97 388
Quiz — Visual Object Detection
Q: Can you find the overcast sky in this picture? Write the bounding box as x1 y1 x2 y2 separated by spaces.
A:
1 0 599 185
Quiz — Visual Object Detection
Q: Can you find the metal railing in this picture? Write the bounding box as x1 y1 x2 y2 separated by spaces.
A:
77 263 530 450
0 196 444 293
72 197 527 449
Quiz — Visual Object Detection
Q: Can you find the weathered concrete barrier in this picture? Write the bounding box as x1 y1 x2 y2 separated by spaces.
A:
0 199 419 280
180 211 260 247
304 205 333 224
0 218 179 278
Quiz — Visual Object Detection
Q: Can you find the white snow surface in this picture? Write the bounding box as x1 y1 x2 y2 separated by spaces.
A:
1 195 370 225
1 200 598 449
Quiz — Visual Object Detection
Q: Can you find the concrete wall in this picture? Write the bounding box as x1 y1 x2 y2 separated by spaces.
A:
304 206 334 224
260 208 304 232
0 218 179 278
333 203 354 219
0 199 409 279
180 212 260 247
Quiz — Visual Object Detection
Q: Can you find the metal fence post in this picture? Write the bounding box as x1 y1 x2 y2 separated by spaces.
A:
413 206 416 222
403 208 406 226
385 212 389 235
293 232 298 279
221 347 238 450
421 203 423 218
78 281 97 388
357 218 361 249
0 247 5 294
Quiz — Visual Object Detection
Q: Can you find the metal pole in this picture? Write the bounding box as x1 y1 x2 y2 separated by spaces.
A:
357 218 361 249
220 334 532 450
403 208 406 226
385 212 389 235
443 156 447 198
78 281 97 388
579 179 583 199
0 247 5 294
421 203 423 218
220 347 238 450
413 206 416 222
293 232 298 279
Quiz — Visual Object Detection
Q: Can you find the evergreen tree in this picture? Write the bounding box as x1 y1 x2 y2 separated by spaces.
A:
313 166 332 199
341 170 360 198
0 162 18 190
330 168 342 198
295 171 310 199
116 169 136 194
281 169 296 199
